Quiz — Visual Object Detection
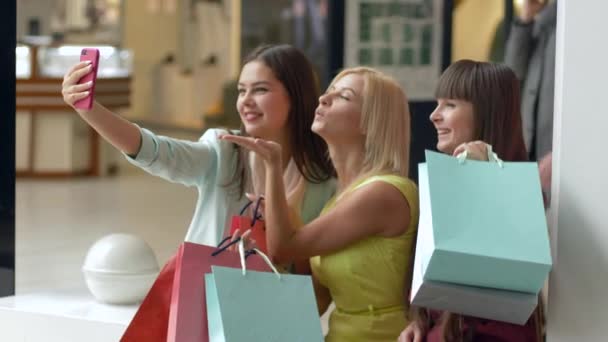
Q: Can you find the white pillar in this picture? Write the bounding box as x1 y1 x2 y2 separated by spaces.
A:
547 1 608 340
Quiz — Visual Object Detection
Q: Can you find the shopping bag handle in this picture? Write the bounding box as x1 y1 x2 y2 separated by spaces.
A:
212 236 260 260
212 236 241 256
456 143 504 168
238 197 264 225
238 239 281 280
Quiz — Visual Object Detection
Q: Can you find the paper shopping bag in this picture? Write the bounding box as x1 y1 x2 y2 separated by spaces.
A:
205 265 323 341
417 150 552 294
410 234 539 325
120 252 177 342
167 240 272 342
230 198 267 253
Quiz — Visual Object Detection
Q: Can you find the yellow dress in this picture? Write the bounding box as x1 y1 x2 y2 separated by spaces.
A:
310 175 419 342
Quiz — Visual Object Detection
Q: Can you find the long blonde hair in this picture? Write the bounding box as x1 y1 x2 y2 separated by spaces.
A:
329 67 411 178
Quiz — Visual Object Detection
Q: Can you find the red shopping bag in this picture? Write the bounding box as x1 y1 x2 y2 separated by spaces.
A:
229 198 267 253
120 251 177 342
167 239 272 342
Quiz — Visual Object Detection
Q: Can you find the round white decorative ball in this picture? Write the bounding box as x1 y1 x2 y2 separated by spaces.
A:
82 233 160 304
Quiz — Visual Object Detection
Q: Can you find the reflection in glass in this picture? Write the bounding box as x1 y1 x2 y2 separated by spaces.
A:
16 45 32 79
36 45 132 78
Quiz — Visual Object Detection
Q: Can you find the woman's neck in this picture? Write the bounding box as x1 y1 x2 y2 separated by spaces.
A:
328 141 366 192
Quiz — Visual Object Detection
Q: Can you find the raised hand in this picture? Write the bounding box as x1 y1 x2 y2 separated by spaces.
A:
520 0 546 23
228 229 257 252
220 134 283 169
452 140 490 161
397 321 424 342
62 61 95 112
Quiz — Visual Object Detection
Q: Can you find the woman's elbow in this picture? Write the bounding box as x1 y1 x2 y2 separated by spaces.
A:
268 245 296 264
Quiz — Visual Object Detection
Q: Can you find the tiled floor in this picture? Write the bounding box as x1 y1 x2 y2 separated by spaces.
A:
15 171 197 294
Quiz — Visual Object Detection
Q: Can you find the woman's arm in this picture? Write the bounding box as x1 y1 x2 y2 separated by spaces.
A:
63 62 141 155
64 62 227 187
265 170 412 261
220 135 413 262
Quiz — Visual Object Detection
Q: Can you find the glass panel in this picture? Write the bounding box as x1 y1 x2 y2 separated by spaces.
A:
16 45 31 79
37 45 132 78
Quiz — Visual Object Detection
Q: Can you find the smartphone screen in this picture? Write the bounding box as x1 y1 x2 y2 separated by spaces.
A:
74 48 100 110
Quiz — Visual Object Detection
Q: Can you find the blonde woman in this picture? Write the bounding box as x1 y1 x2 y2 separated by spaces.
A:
223 67 419 341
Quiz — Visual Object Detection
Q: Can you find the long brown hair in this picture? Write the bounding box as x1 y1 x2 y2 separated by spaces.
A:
435 59 527 162
412 60 543 341
228 44 334 196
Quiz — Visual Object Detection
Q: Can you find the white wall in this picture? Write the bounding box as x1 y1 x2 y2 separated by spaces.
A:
547 1 608 341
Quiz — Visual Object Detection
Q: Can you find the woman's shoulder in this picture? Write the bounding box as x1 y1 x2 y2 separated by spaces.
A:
198 129 244 179
356 174 418 198
350 174 419 220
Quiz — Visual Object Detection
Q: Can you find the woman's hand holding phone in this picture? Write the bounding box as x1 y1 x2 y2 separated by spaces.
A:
61 48 142 156
62 48 99 112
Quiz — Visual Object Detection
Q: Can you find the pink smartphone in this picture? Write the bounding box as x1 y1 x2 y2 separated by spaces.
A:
74 48 100 110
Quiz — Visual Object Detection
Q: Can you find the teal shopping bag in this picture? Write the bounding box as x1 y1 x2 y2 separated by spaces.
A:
418 150 552 294
205 245 323 342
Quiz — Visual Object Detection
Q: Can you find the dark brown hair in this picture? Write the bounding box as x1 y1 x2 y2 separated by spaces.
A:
229 44 333 196
435 59 528 162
